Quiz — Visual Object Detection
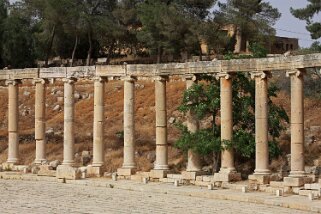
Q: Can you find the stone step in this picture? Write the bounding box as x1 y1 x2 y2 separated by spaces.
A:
167 174 182 179
270 181 284 188
299 189 321 197
304 183 321 190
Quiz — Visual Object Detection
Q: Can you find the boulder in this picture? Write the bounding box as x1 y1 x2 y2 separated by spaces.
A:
49 160 61 170
53 105 61 111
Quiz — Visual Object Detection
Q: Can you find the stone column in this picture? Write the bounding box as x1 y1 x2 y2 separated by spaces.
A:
92 77 106 167
33 79 48 165
248 72 271 184
185 75 202 172
154 76 169 171
253 72 270 175
283 70 311 187
62 78 76 166
214 73 240 182
287 70 305 177
117 76 136 176
6 80 20 164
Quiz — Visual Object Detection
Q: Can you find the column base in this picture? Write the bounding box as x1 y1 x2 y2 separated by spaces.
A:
62 160 75 166
289 171 306 178
181 171 207 180
283 176 313 187
117 167 136 176
150 169 170 179
213 171 241 182
154 164 169 170
56 165 81 180
6 158 19 165
248 174 271 185
87 165 105 177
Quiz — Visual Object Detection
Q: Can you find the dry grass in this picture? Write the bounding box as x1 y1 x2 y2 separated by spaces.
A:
0 80 186 172
0 78 321 173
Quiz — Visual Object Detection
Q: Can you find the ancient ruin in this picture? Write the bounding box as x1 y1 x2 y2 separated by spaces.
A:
1 53 321 192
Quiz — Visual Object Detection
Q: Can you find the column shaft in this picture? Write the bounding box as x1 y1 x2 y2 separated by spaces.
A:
220 74 235 172
253 73 270 175
289 71 305 177
34 79 47 164
92 78 106 167
63 78 76 166
154 76 169 170
6 80 19 164
122 77 136 169
186 78 201 172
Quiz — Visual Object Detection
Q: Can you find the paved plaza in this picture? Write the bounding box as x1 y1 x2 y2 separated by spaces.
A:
0 179 315 214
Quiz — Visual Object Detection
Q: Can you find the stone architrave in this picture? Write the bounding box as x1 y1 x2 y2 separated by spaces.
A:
185 75 202 172
154 76 169 171
6 79 20 164
62 78 76 166
118 76 136 176
214 73 241 182
33 79 48 165
248 72 271 184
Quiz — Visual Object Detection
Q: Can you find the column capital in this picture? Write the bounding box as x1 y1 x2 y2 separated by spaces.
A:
5 79 21 86
154 75 168 82
32 78 49 85
250 71 271 80
216 72 233 80
286 69 305 78
122 76 136 82
62 77 77 84
92 77 107 83
183 74 197 82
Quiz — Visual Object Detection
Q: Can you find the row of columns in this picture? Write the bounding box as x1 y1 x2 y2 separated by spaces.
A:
4 70 306 179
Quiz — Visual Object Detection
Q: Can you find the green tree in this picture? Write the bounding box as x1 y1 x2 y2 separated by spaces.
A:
214 0 281 52
1 6 36 68
0 0 9 67
137 0 222 63
291 0 321 39
175 48 289 172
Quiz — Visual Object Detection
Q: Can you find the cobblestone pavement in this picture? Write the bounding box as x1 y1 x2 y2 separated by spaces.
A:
0 179 314 214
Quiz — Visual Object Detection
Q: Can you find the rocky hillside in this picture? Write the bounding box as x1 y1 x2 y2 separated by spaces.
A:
0 78 321 174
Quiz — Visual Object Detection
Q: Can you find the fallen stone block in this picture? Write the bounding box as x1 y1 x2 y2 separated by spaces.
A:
86 165 104 177
248 174 270 184
283 177 313 187
181 171 206 180
56 165 81 180
149 169 169 179
213 172 241 182
117 168 136 176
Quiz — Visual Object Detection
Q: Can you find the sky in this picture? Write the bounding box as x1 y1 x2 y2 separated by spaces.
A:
268 0 320 48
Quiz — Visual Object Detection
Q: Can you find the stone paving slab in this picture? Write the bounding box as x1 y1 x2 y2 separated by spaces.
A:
0 172 320 213
0 179 315 214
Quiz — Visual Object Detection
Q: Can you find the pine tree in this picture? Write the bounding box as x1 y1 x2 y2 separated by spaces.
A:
291 0 321 39
214 0 281 51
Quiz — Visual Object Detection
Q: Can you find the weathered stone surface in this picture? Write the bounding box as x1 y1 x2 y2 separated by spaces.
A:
248 174 270 185
37 165 56 177
283 177 313 187
181 171 207 180
149 169 169 179
49 160 61 170
117 168 136 176
56 165 81 180
86 165 103 177
213 172 241 182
